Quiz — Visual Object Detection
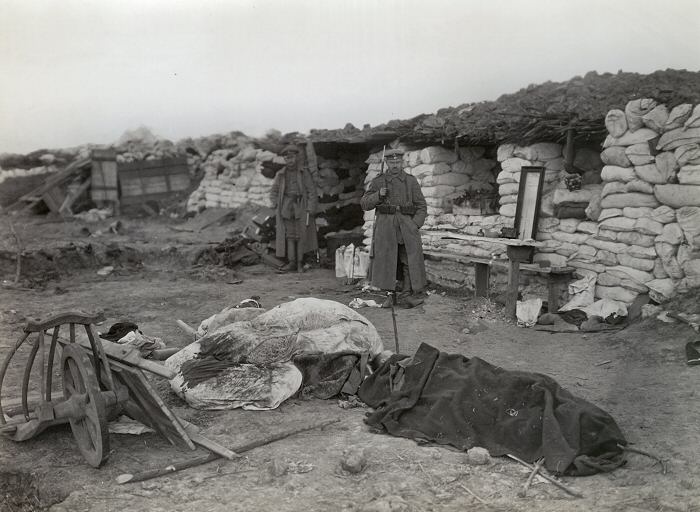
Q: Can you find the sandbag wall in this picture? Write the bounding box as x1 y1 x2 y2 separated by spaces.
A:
186 145 368 241
521 100 700 303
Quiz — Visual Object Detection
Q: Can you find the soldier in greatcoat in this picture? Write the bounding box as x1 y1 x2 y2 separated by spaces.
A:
361 148 427 304
269 144 318 272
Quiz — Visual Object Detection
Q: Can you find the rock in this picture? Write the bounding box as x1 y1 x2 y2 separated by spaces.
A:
466 447 491 465
267 458 289 477
341 447 368 474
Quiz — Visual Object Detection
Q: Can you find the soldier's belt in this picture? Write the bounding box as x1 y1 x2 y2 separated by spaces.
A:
376 204 417 215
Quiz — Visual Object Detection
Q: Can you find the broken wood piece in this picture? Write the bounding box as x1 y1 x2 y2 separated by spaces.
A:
457 483 487 504
517 457 544 498
8 221 23 284
506 454 583 498
116 418 340 484
618 444 668 474
175 319 198 337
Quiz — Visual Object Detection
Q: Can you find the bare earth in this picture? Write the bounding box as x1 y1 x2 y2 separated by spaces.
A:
1 214 699 512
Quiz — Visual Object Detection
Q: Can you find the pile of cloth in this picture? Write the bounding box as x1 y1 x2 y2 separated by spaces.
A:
359 343 627 476
166 298 383 410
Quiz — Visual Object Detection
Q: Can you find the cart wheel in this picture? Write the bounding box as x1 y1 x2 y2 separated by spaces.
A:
61 344 109 467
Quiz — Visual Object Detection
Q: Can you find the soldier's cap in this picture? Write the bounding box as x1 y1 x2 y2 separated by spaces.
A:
281 144 300 155
384 148 404 159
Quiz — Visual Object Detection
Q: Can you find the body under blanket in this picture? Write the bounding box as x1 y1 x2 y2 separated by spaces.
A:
358 343 627 476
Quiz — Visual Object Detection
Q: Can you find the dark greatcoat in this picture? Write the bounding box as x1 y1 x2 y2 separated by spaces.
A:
270 165 319 259
360 170 427 291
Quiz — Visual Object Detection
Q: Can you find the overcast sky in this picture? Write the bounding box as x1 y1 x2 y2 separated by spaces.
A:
1 0 699 154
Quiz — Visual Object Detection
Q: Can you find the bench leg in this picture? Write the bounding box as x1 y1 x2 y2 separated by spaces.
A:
505 260 520 321
474 263 490 298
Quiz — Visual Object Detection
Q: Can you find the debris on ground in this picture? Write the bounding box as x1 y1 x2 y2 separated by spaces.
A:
341 447 368 474
466 447 491 466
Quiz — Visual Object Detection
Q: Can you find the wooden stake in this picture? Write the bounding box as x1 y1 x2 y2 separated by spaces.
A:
517 457 544 497
506 454 583 498
116 418 340 484
8 221 23 284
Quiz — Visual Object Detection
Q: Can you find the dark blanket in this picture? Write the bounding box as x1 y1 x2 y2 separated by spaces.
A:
293 351 368 399
358 343 626 476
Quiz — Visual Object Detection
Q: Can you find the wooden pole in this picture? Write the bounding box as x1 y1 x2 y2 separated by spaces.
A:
116 418 340 484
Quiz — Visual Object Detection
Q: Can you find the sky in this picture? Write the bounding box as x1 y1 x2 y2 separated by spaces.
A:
1 0 699 155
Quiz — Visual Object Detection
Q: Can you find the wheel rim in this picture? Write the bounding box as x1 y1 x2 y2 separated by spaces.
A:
61 344 109 467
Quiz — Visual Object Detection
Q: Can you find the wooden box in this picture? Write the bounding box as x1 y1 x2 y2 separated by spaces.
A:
118 157 190 206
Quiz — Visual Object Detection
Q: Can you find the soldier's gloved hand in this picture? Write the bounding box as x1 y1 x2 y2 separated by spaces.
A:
379 187 388 198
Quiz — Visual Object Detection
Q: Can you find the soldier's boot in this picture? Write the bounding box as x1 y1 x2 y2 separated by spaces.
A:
282 240 297 271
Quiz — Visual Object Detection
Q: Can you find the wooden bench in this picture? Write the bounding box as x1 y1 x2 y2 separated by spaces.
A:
424 233 575 320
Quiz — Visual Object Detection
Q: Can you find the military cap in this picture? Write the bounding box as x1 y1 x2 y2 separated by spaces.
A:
281 144 300 155
384 148 404 159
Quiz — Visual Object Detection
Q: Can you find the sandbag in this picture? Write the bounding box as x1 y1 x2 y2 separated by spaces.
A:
678 165 700 185
598 209 622 221
626 244 657 260
586 238 628 253
595 285 638 303
657 127 700 152
654 184 700 208
655 242 685 279
646 278 676 303
420 146 458 164
500 204 516 217
626 144 654 166
600 192 659 209
577 221 599 235
585 190 602 221
530 142 563 161
501 157 533 173
600 217 636 232
552 231 590 245
422 185 456 198
634 163 665 184
595 250 617 266
665 104 693 131
411 163 451 178
538 218 560 232
657 223 683 245
499 182 520 196
603 128 658 148
497 144 516 162
653 259 669 279
601 165 636 182
642 104 669 133
559 274 596 312
557 218 582 233
497 169 518 184
499 194 518 205
650 205 676 224
684 104 700 129
676 207 700 251
605 109 628 137
616 231 656 248
622 206 653 219
553 186 599 206
532 252 568 267
654 153 678 182
601 147 632 167
625 99 658 132
617 254 654 272
675 144 700 167
633 217 664 236
421 172 472 187
516 298 543 327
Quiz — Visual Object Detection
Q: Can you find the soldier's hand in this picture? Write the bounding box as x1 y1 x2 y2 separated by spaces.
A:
379 187 388 198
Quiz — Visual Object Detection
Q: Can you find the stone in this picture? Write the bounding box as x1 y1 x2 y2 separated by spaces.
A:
605 109 628 137
654 184 700 208
267 459 289 477
466 447 491 466
341 447 368 474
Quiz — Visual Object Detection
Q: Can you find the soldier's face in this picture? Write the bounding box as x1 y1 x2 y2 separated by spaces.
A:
283 152 298 166
387 156 402 172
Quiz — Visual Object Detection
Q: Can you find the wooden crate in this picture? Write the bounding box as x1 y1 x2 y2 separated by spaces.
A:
91 149 119 202
117 157 190 206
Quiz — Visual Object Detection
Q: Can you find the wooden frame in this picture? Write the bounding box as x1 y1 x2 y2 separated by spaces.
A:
514 166 545 241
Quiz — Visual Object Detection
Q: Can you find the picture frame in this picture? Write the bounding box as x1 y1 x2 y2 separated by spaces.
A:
514 166 545 240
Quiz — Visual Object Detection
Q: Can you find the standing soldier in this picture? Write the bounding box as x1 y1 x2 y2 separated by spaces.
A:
269 144 319 272
361 148 427 306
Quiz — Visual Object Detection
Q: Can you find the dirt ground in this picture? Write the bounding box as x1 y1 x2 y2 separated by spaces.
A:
2 212 700 512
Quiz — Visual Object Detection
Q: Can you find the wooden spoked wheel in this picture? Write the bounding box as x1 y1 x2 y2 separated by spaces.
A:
61 344 109 467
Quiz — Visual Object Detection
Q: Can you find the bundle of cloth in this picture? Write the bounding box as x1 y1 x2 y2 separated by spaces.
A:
359 343 627 476
166 298 383 410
